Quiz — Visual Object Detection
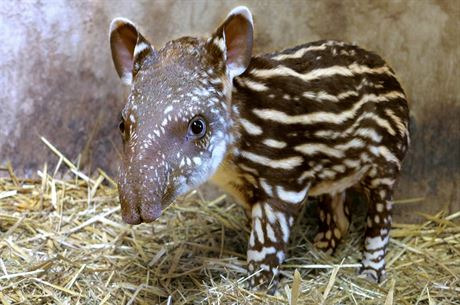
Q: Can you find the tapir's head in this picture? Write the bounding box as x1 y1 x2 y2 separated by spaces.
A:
109 7 254 224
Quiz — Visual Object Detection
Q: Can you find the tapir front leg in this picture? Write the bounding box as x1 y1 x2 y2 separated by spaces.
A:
247 199 300 291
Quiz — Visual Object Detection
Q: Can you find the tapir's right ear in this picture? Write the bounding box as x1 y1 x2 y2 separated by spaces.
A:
109 18 157 86
208 6 254 80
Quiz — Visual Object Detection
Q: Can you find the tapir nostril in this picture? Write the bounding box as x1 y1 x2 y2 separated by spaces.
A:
139 199 162 223
120 196 142 224
118 181 143 225
122 212 142 225
118 169 163 225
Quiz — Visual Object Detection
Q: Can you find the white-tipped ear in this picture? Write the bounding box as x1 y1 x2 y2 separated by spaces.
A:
227 6 254 29
109 18 156 86
209 6 254 79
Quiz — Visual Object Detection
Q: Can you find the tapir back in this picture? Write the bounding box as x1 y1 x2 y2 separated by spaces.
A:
230 40 409 197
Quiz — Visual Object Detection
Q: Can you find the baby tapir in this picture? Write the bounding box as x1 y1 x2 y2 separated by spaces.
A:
109 6 409 291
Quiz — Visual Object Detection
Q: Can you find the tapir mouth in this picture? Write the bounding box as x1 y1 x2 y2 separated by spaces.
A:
139 200 163 223
121 209 142 225
118 180 165 224
118 167 178 225
121 198 163 224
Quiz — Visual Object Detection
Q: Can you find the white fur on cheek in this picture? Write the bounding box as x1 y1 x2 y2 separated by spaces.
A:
186 133 228 190
208 138 227 173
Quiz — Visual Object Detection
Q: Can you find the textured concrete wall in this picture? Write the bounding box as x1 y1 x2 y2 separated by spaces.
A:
0 0 458 220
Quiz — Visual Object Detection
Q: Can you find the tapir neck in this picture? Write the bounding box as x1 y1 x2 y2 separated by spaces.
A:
208 83 255 213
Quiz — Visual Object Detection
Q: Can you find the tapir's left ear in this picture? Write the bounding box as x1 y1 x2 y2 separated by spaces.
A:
208 6 254 79
109 18 157 86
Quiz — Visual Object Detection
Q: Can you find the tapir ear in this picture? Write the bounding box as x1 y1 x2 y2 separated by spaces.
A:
109 18 157 86
208 6 254 79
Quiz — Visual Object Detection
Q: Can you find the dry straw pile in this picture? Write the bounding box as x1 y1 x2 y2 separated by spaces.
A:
0 139 459 304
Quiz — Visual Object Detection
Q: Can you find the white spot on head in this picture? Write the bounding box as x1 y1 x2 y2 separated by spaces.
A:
205 138 228 179
164 105 174 114
192 87 211 97
129 114 136 123
192 157 202 166
213 37 226 53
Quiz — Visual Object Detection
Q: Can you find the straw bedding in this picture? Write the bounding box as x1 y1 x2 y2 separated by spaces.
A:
0 140 459 304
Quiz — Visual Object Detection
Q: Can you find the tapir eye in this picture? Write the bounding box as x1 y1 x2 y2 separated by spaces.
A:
187 116 207 139
118 112 126 138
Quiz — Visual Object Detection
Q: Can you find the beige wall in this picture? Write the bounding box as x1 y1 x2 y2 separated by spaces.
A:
1 0 458 220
